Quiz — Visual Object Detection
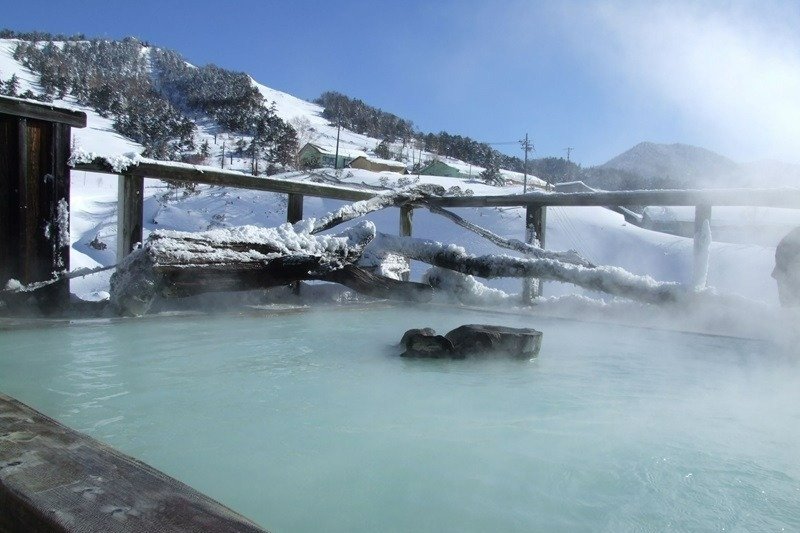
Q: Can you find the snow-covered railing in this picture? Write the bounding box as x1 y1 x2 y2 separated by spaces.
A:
68 154 800 306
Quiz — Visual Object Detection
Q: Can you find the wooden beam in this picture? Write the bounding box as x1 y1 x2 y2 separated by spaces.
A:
522 205 546 303
116 174 144 262
0 393 266 532
0 115 17 285
693 204 712 289
399 205 413 281
0 95 87 128
287 193 304 224
430 188 800 209
74 161 373 202
76 158 800 209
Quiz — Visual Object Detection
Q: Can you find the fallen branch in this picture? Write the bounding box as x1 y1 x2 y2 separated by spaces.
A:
423 203 594 267
308 184 444 234
374 233 687 305
321 265 432 302
2 264 117 295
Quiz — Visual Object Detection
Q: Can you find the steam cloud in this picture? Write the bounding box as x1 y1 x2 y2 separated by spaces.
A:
559 1 800 164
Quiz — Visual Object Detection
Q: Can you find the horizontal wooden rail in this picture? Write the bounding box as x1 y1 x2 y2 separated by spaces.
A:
0 97 87 127
74 160 374 202
75 159 800 209
430 188 800 209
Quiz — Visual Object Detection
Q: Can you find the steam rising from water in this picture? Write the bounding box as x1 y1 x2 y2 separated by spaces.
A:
0 308 798 531
560 0 800 165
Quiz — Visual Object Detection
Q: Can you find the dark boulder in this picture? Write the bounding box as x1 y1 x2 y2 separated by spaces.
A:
398 324 542 359
399 327 436 347
400 329 456 358
445 324 542 358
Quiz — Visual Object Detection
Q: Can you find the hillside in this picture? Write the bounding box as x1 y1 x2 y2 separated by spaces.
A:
603 142 737 184
0 33 537 184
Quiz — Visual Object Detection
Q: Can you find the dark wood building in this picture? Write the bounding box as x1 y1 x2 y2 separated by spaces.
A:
0 96 86 311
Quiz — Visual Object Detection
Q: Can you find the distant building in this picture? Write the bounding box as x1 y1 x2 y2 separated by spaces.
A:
348 155 407 174
298 143 367 169
419 160 466 178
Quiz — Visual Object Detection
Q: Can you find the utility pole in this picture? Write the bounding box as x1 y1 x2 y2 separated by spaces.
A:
333 122 341 170
519 133 534 193
564 147 573 184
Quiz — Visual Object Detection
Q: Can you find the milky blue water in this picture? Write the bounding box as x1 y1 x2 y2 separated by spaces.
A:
1 306 798 532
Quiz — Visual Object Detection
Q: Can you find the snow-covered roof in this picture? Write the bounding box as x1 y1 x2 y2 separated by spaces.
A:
304 142 368 160
351 155 407 168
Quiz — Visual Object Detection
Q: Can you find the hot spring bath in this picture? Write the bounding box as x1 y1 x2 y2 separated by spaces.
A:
0 306 798 532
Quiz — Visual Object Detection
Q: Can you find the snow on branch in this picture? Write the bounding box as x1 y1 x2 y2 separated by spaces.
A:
423 203 594 267
307 184 445 234
374 233 688 305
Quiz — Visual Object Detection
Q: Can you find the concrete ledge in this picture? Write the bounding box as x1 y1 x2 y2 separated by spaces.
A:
0 393 267 532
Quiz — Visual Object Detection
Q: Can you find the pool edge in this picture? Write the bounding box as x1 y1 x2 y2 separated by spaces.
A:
0 392 269 532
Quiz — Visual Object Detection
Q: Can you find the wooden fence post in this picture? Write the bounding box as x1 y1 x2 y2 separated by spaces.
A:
116 174 144 262
399 204 414 281
287 193 304 224
522 204 547 303
692 204 712 289
287 193 305 294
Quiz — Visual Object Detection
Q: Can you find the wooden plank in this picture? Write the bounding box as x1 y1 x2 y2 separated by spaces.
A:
116 174 144 262
0 115 19 285
287 193 304 224
17 118 34 284
693 204 712 289
75 161 373 202
0 393 267 532
430 188 800 209
522 205 547 303
0 95 87 128
41 122 71 308
399 205 413 281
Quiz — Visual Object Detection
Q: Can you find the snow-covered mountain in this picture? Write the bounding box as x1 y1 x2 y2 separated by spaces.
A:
588 141 800 189
601 142 737 186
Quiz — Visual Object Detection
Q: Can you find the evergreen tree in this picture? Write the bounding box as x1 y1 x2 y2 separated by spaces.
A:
2 74 19 96
480 152 504 186
374 140 392 160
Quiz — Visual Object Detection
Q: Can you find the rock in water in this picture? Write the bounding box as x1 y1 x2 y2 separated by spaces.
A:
399 327 436 347
398 324 542 359
445 324 542 358
400 328 456 358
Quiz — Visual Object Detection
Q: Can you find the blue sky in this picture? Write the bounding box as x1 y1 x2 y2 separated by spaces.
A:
5 1 800 165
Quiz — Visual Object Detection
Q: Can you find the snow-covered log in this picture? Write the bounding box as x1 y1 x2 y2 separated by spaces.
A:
308 184 445 234
110 221 377 315
424 204 594 267
374 233 688 305
109 221 433 315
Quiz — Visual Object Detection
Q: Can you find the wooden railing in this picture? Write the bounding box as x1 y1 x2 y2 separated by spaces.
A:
73 158 800 301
